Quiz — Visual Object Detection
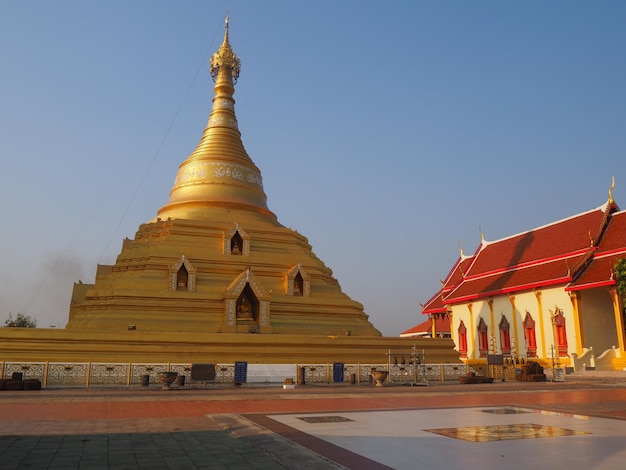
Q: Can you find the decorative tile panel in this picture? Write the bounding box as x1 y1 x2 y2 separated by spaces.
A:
47 363 88 386
425 423 589 442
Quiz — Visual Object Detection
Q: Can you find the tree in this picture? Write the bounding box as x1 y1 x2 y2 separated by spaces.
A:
614 258 626 307
4 312 37 328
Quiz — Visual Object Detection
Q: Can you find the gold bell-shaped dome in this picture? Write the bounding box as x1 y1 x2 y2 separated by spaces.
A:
157 16 276 221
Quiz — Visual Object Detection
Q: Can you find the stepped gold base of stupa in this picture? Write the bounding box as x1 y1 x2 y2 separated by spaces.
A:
0 327 458 364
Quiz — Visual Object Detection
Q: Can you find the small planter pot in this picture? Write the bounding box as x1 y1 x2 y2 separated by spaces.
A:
157 372 178 390
371 370 389 387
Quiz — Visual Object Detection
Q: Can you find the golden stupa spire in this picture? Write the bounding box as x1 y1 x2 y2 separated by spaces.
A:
210 14 241 84
157 16 275 221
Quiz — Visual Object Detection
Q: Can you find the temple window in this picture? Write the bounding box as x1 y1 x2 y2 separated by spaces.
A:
477 317 489 358
499 315 511 355
457 321 468 358
552 308 568 357
523 311 538 357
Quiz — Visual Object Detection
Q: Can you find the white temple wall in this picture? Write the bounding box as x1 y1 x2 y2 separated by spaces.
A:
580 288 619 352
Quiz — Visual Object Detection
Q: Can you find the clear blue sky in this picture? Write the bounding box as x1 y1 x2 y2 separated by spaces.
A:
1 1 624 335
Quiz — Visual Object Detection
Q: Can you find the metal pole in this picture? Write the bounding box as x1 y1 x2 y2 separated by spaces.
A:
43 362 49 389
387 349 391 383
86 362 91 389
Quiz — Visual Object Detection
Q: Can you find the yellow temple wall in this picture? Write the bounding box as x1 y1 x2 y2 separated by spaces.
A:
449 286 579 364
539 287 579 358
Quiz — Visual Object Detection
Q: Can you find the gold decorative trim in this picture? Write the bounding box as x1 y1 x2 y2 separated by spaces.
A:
173 161 263 191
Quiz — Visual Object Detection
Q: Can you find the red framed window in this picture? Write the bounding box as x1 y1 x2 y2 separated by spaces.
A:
457 321 468 358
499 316 511 355
523 312 537 357
478 318 489 358
553 309 568 357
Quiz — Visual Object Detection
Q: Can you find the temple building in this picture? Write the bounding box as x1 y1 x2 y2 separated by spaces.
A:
0 18 459 365
420 183 626 371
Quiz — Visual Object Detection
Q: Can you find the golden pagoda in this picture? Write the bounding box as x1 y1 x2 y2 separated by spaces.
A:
66 17 381 338
1 18 459 364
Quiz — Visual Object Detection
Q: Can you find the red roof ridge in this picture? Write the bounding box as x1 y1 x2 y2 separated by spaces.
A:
592 248 626 259
479 202 610 247
462 247 592 282
448 275 573 303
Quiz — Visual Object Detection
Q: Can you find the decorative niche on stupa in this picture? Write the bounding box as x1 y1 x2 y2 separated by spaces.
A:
224 223 249 256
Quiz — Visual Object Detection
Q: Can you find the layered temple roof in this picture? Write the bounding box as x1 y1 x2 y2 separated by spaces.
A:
567 209 626 291
422 191 624 315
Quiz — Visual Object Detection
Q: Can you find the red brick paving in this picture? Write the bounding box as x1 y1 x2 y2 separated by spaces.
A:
1 380 625 432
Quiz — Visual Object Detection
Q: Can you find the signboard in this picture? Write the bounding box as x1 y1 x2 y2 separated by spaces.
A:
487 354 504 365
333 363 344 383
234 361 248 384
191 363 216 381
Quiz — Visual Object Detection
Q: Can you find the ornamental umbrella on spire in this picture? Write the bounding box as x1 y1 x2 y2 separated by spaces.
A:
210 15 241 84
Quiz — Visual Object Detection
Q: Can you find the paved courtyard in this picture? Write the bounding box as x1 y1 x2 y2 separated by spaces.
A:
1 374 625 469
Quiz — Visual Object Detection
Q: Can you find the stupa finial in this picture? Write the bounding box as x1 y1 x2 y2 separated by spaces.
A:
210 13 241 83
224 11 230 41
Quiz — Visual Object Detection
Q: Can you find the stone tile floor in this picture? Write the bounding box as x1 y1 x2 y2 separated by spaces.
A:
0 374 625 469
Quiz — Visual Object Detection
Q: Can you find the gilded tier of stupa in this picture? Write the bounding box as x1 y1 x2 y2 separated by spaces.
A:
66 18 381 337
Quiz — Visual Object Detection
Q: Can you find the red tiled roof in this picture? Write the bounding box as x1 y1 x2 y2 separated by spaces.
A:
400 316 450 337
433 202 617 305
446 256 583 302
422 254 476 314
567 210 626 291
593 209 626 255
421 292 447 315
468 208 605 276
